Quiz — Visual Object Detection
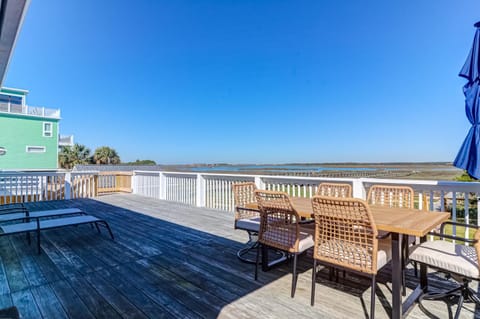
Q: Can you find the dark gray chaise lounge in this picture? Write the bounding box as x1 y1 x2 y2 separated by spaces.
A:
0 204 114 254
0 206 85 221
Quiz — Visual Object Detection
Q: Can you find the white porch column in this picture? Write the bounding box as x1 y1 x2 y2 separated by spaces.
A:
64 172 72 200
352 178 366 199
131 172 138 194
159 172 167 200
254 176 265 190
196 174 206 207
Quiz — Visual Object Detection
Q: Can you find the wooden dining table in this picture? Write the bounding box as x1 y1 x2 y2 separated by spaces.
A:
246 197 450 319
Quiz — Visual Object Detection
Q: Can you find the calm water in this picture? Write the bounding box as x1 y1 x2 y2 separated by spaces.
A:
191 165 382 173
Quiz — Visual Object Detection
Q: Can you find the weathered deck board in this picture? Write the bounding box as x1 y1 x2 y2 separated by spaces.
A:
0 193 475 318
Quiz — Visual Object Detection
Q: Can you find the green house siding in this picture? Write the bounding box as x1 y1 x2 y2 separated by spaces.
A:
0 114 58 170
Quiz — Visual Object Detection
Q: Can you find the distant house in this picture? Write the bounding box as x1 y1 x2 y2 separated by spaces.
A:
0 87 73 171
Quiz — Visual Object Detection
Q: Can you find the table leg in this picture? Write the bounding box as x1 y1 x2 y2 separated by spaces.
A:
419 235 428 290
391 232 402 319
402 235 428 317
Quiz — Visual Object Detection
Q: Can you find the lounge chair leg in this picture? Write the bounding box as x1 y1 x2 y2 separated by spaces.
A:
94 222 101 234
371 275 376 319
291 253 298 298
103 222 114 240
36 229 41 254
311 259 317 306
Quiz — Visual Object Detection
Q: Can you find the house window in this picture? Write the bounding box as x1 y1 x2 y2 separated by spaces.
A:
26 146 46 153
43 122 52 137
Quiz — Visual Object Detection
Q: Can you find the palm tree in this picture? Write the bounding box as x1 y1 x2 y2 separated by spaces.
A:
93 146 120 165
58 143 91 169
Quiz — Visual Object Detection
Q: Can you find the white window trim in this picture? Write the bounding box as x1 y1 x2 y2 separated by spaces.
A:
26 146 46 153
43 122 53 137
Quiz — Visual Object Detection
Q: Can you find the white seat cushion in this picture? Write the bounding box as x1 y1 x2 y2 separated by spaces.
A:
262 227 314 253
378 238 393 270
409 240 479 279
235 217 260 232
297 231 314 253
315 238 391 271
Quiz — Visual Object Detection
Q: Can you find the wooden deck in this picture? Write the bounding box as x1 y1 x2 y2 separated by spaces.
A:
0 193 478 318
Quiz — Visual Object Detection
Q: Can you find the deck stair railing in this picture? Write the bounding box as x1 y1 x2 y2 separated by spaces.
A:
97 171 132 195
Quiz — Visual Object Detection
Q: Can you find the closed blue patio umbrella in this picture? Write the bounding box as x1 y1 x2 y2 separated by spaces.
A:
454 22 480 179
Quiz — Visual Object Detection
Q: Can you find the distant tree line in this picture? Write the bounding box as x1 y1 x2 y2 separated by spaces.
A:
58 143 157 169
123 159 157 165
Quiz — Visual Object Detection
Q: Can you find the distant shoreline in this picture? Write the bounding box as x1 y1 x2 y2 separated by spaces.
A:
75 162 463 181
173 162 462 181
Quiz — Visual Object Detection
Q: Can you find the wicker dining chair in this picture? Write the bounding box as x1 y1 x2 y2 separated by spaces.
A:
316 182 352 198
310 196 391 319
254 190 314 298
367 184 416 295
409 222 480 319
232 182 261 263
367 185 414 209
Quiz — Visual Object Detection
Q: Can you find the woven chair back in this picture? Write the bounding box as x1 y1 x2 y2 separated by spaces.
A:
232 182 257 207
232 182 259 223
367 185 414 209
255 190 300 253
316 183 352 198
311 196 379 274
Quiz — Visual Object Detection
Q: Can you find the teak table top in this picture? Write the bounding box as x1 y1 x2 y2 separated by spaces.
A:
247 197 450 238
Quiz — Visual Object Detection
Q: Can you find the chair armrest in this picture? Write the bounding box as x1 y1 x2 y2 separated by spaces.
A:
298 219 314 225
236 206 260 213
0 209 29 217
427 231 478 245
0 207 28 214
439 221 479 234
377 232 391 239
0 203 25 210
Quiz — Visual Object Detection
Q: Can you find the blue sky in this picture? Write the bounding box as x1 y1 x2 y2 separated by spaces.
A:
4 1 480 164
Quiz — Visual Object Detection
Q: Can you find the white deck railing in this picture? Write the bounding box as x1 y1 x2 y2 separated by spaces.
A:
132 171 480 238
2 170 480 239
0 171 98 203
0 104 60 119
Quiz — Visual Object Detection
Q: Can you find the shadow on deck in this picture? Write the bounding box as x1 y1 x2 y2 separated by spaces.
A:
0 194 477 318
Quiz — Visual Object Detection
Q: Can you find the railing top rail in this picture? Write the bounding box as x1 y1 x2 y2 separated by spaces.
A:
0 172 65 177
134 170 162 174
98 171 133 175
71 171 99 175
361 177 480 192
130 170 480 192
133 170 359 182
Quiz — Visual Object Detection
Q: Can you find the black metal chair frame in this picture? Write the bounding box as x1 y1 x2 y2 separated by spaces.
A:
235 207 286 265
415 221 480 319
235 206 260 263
